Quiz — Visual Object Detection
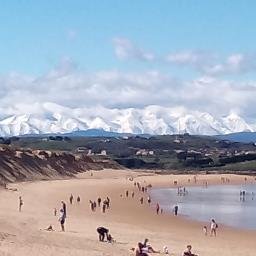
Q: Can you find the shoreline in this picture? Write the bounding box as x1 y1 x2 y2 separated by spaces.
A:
149 184 256 232
0 169 256 255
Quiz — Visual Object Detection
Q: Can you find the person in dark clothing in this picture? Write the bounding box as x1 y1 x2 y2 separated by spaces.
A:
135 242 149 256
174 205 178 216
97 197 102 207
97 227 109 242
106 197 110 208
102 202 106 213
69 194 73 204
183 245 198 256
61 201 67 218
77 196 81 203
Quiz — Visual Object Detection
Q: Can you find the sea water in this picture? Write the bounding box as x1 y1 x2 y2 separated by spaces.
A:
150 184 256 230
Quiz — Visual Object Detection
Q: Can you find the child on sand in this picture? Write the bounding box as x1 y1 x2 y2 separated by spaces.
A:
203 226 207 236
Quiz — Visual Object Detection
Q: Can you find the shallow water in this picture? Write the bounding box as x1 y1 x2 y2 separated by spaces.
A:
150 184 256 230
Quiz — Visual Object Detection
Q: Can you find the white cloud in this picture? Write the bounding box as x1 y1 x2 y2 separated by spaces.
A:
167 51 256 76
113 37 154 61
112 38 256 76
0 57 256 120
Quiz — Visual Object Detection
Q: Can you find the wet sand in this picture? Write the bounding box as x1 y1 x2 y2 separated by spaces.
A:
0 169 255 256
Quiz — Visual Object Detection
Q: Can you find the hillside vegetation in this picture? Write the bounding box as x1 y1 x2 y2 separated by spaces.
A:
3 134 256 173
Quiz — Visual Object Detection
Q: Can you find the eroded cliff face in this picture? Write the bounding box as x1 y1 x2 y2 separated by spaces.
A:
0 146 120 185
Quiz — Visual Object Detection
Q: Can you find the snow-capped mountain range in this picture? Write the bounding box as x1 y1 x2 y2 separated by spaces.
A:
0 103 255 137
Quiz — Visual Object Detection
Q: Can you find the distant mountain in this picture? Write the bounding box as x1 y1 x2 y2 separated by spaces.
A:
64 129 131 137
216 132 256 143
0 102 255 136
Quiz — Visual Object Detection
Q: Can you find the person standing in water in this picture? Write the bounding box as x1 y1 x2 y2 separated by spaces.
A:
173 205 178 216
19 196 23 212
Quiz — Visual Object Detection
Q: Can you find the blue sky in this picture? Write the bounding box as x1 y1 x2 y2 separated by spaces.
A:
1 1 256 119
1 0 255 74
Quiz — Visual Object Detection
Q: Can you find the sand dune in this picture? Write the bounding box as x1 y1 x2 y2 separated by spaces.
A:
0 169 255 256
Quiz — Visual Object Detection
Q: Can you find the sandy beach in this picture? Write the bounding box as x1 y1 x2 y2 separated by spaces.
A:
0 169 255 256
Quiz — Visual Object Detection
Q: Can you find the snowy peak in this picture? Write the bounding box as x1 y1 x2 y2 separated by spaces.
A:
0 104 255 136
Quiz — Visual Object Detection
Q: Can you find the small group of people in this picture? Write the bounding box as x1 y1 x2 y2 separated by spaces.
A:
177 187 188 196
203 219 218 237
134 181 150 193
126 190 135 198
220 177 230 183
69 194 81 204
89 196 110 213
133 239 198 256
239 190 255 201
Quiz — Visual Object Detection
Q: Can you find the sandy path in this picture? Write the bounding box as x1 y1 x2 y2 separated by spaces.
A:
0 169 255 256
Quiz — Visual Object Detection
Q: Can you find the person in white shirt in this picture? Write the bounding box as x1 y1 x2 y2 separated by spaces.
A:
59 208 66 232
210 219 218 237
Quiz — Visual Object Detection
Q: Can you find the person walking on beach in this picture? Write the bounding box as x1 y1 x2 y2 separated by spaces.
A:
106 197 110 208
19 196 23 212
126 190 129 197
156 203 160 215
89 200 94 211
102 201 106 213
147 196 151 205
140 197 144 204
77 196 81 203
61 201 67 218
59 208 66 232
174 205 179 216
97 197 101 207
69 194 73 204
210 219 218 237
132 191 135 198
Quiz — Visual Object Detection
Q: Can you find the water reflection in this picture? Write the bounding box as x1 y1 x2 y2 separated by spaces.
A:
150 184 256 230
